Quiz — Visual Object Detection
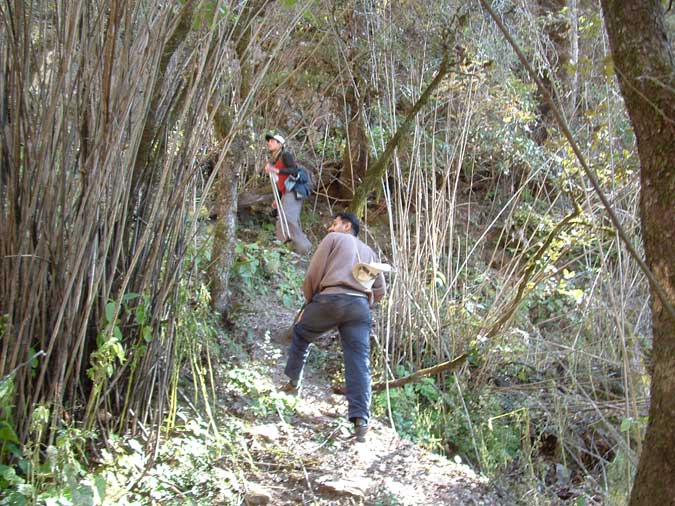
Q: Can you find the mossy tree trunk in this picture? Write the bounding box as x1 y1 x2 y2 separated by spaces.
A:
600 2 675 504
207 1 264 315
208 139 242 317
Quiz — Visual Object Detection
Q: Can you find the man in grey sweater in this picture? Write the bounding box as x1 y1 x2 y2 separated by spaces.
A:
281 212 387 441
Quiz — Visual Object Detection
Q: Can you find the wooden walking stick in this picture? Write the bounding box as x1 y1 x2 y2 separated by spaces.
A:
268 172 291 240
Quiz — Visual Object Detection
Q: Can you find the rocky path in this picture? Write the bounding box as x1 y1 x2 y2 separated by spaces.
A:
232 290 508 505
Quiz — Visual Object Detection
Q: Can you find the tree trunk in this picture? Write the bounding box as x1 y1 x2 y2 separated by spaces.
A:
599 2 675 505
339 86 369 200
206 1 263 316
208 161 239 316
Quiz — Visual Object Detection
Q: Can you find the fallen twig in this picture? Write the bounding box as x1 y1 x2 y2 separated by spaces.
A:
332 353 468 394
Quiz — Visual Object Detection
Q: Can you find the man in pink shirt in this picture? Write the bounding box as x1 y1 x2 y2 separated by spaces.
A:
281 212 387 442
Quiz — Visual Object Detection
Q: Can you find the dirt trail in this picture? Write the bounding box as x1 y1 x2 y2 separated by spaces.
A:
231 281 508 506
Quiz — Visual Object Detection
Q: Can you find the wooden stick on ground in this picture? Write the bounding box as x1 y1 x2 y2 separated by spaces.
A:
332 353 469 394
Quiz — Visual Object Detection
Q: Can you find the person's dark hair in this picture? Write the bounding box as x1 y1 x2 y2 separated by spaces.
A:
334 211 360 237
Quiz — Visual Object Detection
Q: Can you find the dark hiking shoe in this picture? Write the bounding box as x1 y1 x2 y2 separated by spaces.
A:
279 380 299 395
353 418 369 442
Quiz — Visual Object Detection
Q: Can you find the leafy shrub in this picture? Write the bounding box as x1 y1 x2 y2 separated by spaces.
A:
373 369 524 476
0 407 102 506
231 242 304 309
224 366 297 420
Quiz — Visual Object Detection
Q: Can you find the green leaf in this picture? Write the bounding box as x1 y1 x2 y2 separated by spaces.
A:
136 304 147 326
0 464 21 484
6 442 23 459
112 343 125 363
0 420 20 444
0 375 14 402
142 326 152 343
94 474 107 502
72 483 95 506
30 405 50 429
122 293 140 303
28 347 40 369
105 302 117 324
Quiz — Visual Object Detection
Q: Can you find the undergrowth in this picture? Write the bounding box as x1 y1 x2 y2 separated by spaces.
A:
0 231 307 505
231 238 305 310
0 229 638 506
0 333 297 506
370 351 635 505
371 368 523 476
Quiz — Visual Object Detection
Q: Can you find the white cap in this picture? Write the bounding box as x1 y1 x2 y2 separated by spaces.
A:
265 133 285 145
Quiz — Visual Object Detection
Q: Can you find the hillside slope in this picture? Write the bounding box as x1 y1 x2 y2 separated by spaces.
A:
225 246 509 505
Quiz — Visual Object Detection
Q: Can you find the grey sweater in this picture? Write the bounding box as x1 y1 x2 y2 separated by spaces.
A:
303 232 386 305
